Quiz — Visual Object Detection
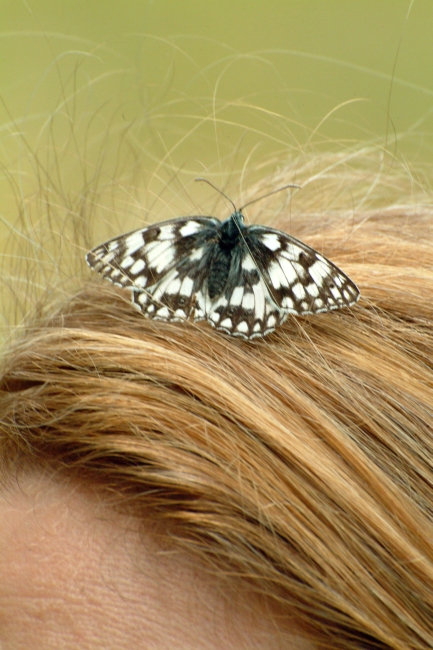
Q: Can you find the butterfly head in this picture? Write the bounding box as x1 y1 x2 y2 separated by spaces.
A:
231 210 245 226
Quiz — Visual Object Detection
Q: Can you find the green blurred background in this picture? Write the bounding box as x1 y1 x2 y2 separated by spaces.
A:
1 0 432 259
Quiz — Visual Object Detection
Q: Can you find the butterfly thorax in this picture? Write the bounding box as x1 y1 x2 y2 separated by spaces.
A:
207 211 245 299
219 210 245 246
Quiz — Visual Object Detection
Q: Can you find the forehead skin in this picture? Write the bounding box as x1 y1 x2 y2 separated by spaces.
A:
0 475 314 650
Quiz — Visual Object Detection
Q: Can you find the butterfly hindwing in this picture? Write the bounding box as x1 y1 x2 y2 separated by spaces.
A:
132 240 216 322
202 247 284 338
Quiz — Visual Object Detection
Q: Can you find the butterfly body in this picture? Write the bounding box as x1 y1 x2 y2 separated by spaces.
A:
86 210 359 339
207 211 246 298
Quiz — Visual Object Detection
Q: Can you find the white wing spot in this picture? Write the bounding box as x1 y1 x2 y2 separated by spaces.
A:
134 275 147 288
130 259 146 275
306 283 319 297
166 278 181 295
157 225 176 240
155 307 170 319
242 292 254 310
293 262 306 279
153 247 176 274
195 291 206 311
292 283 305 300
279 257 299 284
189 247 203 261
214 296 228 309
266 301 277 315
180 276 194 297
146 241 175 269
309 260 330 286
281 296 294 310
120 255 134 269
210 312 220 323
230 286 244 306
152 269 179 303
267 314 276 328
242 254 257 272
330 286 342 300
98 250 116 265
261 233 281 251
142 240 159 254
125 232 145 255
220 318 233 329
252 282 266 320
281 244 301 261
236 321 249 334
268 261 285 289
179 221 201 237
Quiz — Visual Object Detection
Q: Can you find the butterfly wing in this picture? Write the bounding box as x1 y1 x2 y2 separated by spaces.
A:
245 226 360 315
86 217 220 321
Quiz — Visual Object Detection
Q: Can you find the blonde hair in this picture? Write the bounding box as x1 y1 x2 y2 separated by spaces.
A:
0 157 432 650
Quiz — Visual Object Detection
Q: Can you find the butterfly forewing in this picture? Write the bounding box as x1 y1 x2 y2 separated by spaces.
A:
86 217 219 291
86 212 359 340
86 217 220 323
246 226 359 316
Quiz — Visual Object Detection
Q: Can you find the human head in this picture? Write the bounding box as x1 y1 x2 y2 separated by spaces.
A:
0 162 432 649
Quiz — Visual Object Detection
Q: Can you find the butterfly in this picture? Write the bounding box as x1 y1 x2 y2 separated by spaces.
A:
86 184 359 339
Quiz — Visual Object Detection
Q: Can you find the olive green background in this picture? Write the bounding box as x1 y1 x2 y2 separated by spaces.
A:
0 0 432 248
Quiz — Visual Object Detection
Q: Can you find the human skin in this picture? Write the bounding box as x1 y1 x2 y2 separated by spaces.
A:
0 475 314 650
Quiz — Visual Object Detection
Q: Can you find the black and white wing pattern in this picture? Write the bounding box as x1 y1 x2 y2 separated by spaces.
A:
86 211 359 340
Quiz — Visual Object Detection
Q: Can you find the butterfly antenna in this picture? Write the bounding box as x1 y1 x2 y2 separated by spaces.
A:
239 183 301 212
195 177 237 213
